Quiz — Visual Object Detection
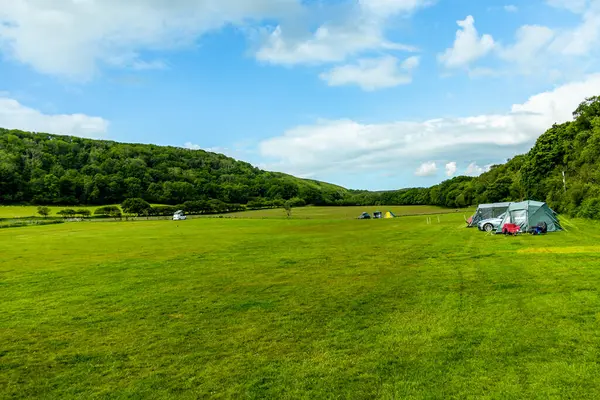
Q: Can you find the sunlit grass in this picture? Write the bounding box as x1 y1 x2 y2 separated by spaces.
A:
1 209 600 398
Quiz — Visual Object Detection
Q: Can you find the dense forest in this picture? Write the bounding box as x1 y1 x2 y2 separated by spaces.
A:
0 129 347 208
1 96 600 218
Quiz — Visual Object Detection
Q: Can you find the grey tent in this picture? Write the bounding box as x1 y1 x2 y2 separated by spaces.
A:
495 200 561 233
468 202 511 227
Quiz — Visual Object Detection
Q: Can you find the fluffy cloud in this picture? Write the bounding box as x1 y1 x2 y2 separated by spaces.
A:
255 22 416 66
447 2 600 77
0 0 430 83
415 162 437 177
184 142 202 150
546 0 588 13
465 162 491 176
359 0 433 16
0 0 301 78
259 74 600 178
319 56 419 90
0 96 109 138
550 7 600 56
445 162 457 177
254 0 429 66
499 25 555 64
438 16 495 68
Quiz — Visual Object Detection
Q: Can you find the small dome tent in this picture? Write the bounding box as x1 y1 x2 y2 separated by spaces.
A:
495 201 561 234
468 202 511 227
384 211 396 219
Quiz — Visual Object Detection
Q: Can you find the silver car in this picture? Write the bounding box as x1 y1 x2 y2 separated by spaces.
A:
477 212 506 232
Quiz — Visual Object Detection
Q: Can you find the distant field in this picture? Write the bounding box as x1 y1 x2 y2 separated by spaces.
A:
0 205 107 218
0 204 171 219
218 205 467 219
0 204 471 220
2 211 600 398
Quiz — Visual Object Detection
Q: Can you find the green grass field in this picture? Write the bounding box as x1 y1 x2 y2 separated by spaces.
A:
2 208 600 398
0 205 456 220
221 205 463 219
0 205 107 218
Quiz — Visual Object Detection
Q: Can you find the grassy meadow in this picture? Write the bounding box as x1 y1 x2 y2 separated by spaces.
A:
0 204 460 220
220 205 464 219
2 208 600 398
0 205 107 219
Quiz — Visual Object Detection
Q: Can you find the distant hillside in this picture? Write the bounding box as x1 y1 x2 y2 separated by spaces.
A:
0 129 347 207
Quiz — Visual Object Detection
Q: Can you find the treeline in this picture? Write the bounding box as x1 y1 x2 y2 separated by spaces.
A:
0 129 347 206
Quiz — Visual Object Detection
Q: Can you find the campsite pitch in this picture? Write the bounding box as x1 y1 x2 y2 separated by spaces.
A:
2 210 600 398
217 205 461 219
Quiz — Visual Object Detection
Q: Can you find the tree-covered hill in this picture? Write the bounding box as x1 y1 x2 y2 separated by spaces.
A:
2 96 600 218
0 128 347 206
355 96 600 219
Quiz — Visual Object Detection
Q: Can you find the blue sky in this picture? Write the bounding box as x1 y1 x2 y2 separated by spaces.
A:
2 0 600 190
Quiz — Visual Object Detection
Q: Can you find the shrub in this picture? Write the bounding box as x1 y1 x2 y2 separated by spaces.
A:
94 206 122 219
57 209 76 218
150 206 179 216
75 209 91 218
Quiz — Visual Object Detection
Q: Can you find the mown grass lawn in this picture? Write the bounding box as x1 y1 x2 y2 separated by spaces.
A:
1 210 600 398
219 205 463 220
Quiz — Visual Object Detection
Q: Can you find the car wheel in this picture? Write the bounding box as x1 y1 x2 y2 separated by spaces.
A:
484 223 494 232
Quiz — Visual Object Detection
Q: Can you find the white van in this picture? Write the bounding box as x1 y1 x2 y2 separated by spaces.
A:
173 210 187 221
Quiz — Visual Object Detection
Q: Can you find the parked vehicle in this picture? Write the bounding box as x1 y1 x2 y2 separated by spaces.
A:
173 210 187 221
477 212 507 232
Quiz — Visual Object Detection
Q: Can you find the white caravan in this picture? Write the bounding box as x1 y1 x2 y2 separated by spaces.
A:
173 210 187 221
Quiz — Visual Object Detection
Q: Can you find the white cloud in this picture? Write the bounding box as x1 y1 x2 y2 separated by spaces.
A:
504 5 518 12
0 0 301 79
184 142 201 150
254 0 429 66
445 162 457 177
359 0 433 16
255 22 416 66
549 7 600 56
465 162 491 176
546 0 588 13
415 162 437 177
319 55 419 90
451 2 600 78
0 96 109 138
439 16 495 69
258 74 600 178
498 25 555 74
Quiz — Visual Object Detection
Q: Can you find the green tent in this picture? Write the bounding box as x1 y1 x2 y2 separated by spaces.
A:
495 200 561 233
468 202 511 227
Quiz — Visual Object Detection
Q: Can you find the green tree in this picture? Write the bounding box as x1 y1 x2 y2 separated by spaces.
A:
37 206 51 218
284 200 292 218
121 198 152 217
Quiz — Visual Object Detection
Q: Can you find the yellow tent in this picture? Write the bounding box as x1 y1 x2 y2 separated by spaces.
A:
384 211 396 219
